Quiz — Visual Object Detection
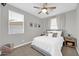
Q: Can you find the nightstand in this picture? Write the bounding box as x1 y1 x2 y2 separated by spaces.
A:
64 37 77 48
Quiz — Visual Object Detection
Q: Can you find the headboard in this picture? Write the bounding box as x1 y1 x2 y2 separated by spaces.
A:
46 29 63 31
46 29 64 37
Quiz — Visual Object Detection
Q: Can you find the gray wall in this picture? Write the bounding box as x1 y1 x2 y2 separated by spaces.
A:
76 4 79 49
64 10 76 37
0 4 43 47
0 5 1 46
41 16 56 32
42 10 76 37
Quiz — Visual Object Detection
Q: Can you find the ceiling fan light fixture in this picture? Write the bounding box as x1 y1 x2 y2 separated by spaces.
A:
33 3 56 14
42 8 47 13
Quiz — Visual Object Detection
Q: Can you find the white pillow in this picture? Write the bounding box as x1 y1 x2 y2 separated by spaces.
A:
47 31 53 37
48 33 53 37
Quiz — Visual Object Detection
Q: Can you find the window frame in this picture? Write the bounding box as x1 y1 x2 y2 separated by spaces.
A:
8 10 24 34
50 17 58 29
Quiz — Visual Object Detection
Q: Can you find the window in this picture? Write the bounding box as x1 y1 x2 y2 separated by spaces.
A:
50 18 58 29
8 10 24 34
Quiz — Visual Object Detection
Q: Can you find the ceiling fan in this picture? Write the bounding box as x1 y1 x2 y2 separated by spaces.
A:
33 3 56 15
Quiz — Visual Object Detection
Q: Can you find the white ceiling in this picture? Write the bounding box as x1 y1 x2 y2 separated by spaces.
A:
9 3 77 19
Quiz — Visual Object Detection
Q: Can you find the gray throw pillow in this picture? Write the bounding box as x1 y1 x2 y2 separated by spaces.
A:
53 33 57 37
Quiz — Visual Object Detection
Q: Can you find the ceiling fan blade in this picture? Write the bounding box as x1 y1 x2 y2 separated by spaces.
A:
43 3 47 7
47 7 56 9
33 6 41 9
38 11 42 14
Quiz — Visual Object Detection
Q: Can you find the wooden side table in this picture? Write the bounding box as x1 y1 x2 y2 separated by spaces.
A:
64 37 77 48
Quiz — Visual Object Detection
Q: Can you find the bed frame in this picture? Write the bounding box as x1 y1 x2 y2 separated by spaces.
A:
31 45 51 56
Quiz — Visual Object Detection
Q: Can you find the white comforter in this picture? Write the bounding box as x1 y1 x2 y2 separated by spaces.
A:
31 36 64 56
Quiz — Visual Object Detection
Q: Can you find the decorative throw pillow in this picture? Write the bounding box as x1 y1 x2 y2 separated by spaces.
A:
53 33 57 37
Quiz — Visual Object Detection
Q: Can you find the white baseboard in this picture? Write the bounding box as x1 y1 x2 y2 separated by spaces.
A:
14 41 32 49
76 47 79 55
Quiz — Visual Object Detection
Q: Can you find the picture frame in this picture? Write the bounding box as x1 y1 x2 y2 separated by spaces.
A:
38 24 40 28
30 23 33 27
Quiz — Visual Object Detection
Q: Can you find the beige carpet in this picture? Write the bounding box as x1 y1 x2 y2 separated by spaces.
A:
7 44 43 56
6 44 78 56
62 47 78 56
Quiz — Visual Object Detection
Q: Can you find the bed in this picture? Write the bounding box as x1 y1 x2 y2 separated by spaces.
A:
31 30 64 56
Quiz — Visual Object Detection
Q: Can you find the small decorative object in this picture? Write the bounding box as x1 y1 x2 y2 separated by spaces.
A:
1 3 6 6
38 24 40 28
68 34 71 37
30 23 33 27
